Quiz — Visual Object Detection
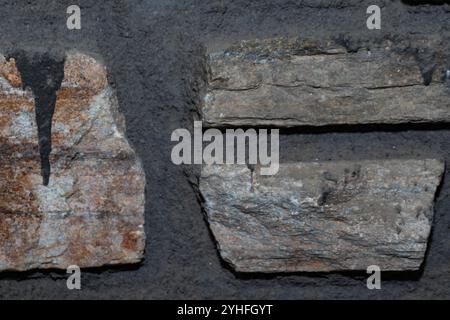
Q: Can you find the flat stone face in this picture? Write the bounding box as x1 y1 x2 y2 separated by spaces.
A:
0 52 145 271
200 160 444 272
203 38 450 127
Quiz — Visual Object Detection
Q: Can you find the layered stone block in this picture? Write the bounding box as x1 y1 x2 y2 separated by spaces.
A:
203 38 450 127
200 160 444 272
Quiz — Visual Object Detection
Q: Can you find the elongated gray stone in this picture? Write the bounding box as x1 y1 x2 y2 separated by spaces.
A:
203 38 450 127
200 159 444 272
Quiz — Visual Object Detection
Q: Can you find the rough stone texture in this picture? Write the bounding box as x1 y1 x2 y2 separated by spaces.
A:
0 52 145 271
200 160 444 272
203 38 450 127
0 0 449 300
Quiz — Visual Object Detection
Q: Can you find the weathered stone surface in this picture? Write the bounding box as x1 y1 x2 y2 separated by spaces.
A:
0 52 145 271
203 38 450 127
200 160 444 272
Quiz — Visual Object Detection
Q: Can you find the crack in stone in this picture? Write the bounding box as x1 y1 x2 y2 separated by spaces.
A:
12 51 65 186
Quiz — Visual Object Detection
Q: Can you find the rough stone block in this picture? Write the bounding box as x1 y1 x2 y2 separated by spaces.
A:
0 52 145 271
200 160 444 272
203 38 450 127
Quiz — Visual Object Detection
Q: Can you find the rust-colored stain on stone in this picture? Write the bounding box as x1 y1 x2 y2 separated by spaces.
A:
0 57 22 88
121 230 141 252
0 51 145 271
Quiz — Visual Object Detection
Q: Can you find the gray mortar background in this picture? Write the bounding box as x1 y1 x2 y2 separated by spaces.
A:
0 0 450 299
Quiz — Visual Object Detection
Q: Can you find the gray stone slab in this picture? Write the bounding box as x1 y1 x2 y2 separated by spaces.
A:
200 159 444 272
203 38 450 127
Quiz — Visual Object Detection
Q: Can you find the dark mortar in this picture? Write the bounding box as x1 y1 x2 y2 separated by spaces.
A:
12 51 65 186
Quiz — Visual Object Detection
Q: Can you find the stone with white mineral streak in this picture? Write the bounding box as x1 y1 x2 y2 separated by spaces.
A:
203 38 450 127
200 160 444 272
0 52 145 271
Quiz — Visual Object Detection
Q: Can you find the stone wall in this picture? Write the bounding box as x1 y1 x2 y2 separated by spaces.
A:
0 0 449 299
199 38 447 273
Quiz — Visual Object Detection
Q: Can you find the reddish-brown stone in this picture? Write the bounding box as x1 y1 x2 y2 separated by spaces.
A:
0 52 145 271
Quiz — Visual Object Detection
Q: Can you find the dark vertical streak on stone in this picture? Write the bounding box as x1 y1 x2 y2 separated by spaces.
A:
12 51 65 186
